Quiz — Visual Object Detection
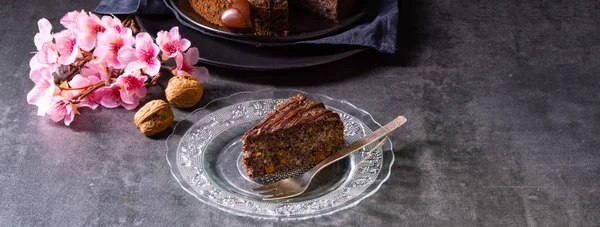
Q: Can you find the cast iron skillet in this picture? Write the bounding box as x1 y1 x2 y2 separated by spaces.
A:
169 0 368 43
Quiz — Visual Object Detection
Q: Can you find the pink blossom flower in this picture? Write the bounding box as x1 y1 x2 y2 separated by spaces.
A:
29 64 53 83
29 54 44 72
94 84 139 110
101 16 123 32
156 27 190 58
76 12 105 51
34 18 53 51
54 29 80 65
37 42 58 65
116 72 147 104
30 42 59 75
68 74 101 110
80 62 110 81
27 68 60 116
60 10 83 31
48 96 77 126
175 47 209 83
120 32 161 75
94 28 135 69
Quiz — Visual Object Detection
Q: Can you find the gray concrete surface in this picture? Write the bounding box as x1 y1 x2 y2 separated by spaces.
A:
1 0 599 226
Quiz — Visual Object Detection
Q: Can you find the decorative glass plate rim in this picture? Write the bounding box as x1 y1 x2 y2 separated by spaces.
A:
166 89 395 220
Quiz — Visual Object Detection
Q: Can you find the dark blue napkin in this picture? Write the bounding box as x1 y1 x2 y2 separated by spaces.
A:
94 0 398 53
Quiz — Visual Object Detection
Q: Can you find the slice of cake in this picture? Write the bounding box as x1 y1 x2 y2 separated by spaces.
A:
293 0 355 22
242 94 344 178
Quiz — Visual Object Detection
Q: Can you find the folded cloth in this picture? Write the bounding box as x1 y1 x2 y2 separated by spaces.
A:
94 0 398 53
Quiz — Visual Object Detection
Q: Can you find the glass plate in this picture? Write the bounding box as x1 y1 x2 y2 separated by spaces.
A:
166 89 394 220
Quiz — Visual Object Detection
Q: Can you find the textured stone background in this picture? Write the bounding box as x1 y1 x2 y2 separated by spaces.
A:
2 0 599 226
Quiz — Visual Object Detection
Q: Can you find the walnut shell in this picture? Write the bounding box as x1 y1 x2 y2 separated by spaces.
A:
165 74 204 108
134 100 174 136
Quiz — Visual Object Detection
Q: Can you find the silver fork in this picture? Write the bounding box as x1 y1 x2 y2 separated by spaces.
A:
252 115 407 200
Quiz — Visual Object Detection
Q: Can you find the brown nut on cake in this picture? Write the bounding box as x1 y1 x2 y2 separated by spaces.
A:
165 74 204 108
134 100 174 136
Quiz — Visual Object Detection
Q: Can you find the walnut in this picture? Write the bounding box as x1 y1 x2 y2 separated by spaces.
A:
165 74 204 108
134 100 174 136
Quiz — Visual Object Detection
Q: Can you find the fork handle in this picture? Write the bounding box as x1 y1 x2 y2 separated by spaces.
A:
309 115 407 175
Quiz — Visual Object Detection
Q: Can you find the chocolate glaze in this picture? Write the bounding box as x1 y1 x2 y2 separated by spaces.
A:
244 94 339 138
268 102 326 132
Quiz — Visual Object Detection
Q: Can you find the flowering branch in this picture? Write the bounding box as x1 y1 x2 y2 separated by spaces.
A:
27 10 210 126
145 73 162 88
60 59 88 83
69 80 109 104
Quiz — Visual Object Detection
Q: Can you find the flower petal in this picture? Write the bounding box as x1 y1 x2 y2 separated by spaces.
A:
101 16 122 31
135 32 154 52
156 30 168 46
87 74 101 83
30 54 43 70
63 104 75 126
35 96 53 116
169 27 180 39
76 13 103 52
120 97 140 110
135 86 147 98
48 98 67 122
97 87 120 108
100 96 120 108
120 28 135 47
124 61 146 74
78 35 96 52
119 89 135 104
117 46 137 66
180 38 191 52
38 18 52 34
29 67 52 83
60 11 81 30
81 62 108 80
37 42 58 65
79 100 98 110
27 84 47 105
92 44 109 61
144 59 161 76
58 44 80 65
190 67 210 83
174 52 184 71
34 18 53 50
55 30 79 65
69 74 89 88
185 47 200 65
34 33 50 51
